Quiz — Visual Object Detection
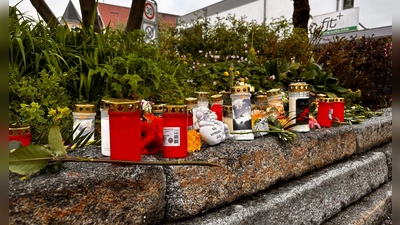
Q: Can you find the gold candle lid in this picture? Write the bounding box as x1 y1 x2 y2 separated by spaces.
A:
266 89 281 97
210 94 223 102
333 98 345 102
255 95 268 101
9 125 31 136
152 104 166 113
320 98 334 103
74 104 96 113
194 92 210 101
288 83 310 92
108 100 140 112
231 85 251 94
223 105 232 112
316 94 326 99
185 97 198 105
163 105 188 114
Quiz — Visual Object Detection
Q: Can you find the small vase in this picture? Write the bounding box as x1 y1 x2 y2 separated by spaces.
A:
9 125 31 146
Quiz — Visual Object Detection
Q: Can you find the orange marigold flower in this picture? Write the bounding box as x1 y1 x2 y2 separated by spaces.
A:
251 109 265 127
187 129 202 153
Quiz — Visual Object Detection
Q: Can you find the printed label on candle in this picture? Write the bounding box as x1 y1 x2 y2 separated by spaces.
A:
232 98 252 131
163 127 180 146
295 98 309 125
328 109 333 120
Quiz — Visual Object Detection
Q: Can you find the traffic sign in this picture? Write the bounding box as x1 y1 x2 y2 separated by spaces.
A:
143 1 156 22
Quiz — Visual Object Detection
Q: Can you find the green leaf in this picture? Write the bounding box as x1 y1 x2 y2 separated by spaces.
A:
9 145 53 178
334 86 349 93
48 125 67 156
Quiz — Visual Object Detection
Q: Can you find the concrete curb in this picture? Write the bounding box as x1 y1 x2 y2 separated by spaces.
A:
323 182 392 225
164 151 388 225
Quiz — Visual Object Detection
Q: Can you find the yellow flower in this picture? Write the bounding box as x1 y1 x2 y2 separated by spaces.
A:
223 71 229 76
236 71 240 76
229 67 234 71
48 108 57 116
249 47 256 55
187 129 202 153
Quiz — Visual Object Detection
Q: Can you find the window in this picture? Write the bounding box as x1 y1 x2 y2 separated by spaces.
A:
343 0 354 10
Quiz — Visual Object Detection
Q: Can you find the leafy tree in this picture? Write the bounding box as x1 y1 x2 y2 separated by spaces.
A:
28 0 146 32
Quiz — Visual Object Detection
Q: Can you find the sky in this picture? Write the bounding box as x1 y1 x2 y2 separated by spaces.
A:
9 0 223 18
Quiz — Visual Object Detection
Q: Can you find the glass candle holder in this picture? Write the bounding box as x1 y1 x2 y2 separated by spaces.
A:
194 91 210 108
220 90 232 105
185 98 198 130
333 98 345 123
223 105 233 133
255 95 268 110
72 104 96 141
230 85 254 140
100 99 112 156
266 89 285 118
210 94 223 121
288 81 310 132
9 125 31 146
108 100 141 161
162 105 188 158
317 98 334 127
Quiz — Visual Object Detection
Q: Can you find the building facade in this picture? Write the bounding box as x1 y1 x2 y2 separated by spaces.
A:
179 0 392 39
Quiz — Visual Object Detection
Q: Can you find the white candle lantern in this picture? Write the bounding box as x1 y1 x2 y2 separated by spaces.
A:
288 80 310 132
72 104 96 141
230 85 254 140
100 99 111 156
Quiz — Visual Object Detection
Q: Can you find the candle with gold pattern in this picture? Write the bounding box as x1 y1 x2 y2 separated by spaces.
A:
108 100 141 161
72 104 96 141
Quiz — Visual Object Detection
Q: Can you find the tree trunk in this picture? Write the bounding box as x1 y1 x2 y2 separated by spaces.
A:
29 0 59 26
292 0 310 32
79 0 102 32
125 0 146 32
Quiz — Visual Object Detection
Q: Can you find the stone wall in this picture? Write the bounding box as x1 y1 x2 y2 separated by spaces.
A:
9 108 392 224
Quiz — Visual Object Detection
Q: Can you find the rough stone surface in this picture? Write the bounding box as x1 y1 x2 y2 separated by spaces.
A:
159 125 359 221
352 108 392 153
163 151 388 225
373 142 392 180
323 182 392 225
9 146 166 225
8 109 392 224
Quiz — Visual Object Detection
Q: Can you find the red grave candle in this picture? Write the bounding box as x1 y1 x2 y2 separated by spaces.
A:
9 125 31 146
162 105 188 158
108 100 141 161
210 94 223 121
317 98 334 127
333 98 345 122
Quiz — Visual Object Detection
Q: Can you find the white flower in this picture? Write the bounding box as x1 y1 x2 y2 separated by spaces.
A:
199 50 203 53
231 55 236 59
203 63 206 67
141 100 152 113
244 43 248 47
213 81 217 85
245 50 248 53
269 75 276 80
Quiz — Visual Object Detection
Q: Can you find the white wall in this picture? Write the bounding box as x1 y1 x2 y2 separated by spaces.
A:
180 0 392 32
207 1 265 24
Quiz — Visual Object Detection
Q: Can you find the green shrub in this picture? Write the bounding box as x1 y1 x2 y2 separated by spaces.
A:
314 35 392 109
